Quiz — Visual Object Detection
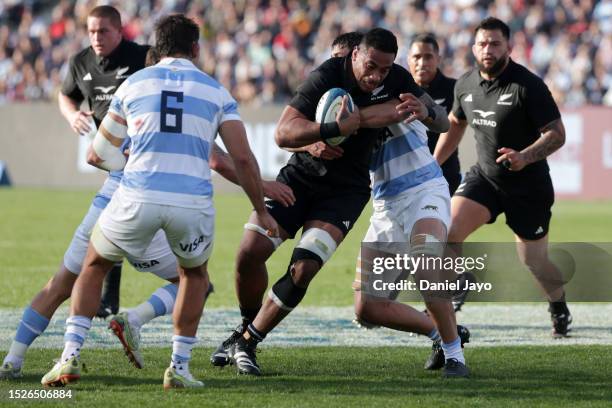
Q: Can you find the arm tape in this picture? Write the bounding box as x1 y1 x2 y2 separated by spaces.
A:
92 131 127 171
100 114 128 139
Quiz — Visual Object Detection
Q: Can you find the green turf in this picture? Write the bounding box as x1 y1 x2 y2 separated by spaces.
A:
0 346 611 407
1 189 612 405
1 188 611 308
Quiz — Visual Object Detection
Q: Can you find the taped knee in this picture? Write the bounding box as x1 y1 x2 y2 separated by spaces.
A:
244 223 283 249
410 234 444 258
268 246 323 310
295 228 337 264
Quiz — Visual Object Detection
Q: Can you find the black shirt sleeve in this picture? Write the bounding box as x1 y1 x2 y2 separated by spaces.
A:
60 55 84 102
289 64 334 120
523 77 561 129
451 81 466 120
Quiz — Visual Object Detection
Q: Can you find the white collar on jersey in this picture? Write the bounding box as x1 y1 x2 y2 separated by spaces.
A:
158 57 197 68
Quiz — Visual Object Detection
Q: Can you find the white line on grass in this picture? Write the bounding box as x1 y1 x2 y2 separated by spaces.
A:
0 305 610 350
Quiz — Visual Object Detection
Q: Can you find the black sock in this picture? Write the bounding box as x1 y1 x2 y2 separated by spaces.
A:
548 293 569 315
240 306 261 324
246 323 266 343
101 265 122 308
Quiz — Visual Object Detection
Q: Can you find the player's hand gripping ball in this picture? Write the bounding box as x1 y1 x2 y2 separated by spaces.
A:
315 88 355 146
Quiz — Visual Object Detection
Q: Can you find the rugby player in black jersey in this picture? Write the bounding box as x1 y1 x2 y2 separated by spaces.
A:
210 28 454 376
59 5 148 318
435 17 571 338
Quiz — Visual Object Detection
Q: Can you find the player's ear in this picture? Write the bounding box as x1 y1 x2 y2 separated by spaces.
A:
352 46 359 62
191 42 200 60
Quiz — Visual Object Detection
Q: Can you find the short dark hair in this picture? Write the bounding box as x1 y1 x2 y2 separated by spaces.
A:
88 5 122 29
332 32 364 50
474 17 511 40
410 33 440 53
360 28 398 55
155 14 199 58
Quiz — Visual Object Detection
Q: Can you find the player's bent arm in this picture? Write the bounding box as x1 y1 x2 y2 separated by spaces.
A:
90 112 128 171
58 92 79 121
359 100 403 128
275 106 326 148
59 92 92 135
209 143 240 184
433 112 467 165
211 142 296 206
520 118 566 165
220 120 280 236
275 103 360 148
219 120 267 212
283 146 309 153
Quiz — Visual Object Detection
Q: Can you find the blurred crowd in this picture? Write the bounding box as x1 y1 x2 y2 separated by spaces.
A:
1 0 611 107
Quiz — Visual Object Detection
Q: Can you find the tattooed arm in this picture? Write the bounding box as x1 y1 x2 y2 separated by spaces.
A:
495 118 566 171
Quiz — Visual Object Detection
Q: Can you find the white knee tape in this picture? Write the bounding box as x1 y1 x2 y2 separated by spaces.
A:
410 234 444 257
296 228 337 264
244 223 283 249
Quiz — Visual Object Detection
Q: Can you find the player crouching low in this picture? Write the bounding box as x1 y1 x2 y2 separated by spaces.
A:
354 119 470 378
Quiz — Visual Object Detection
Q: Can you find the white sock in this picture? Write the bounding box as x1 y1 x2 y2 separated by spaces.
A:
4 342 28 368
441 336 465 364
127 304 153 330
171 335 197 378
61 316 91 362
129 284 178 328
60 341 83 363
427 328 441 343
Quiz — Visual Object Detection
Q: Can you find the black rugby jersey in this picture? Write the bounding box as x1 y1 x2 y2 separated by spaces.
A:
421 70 459 178
286 56 424 193
61 39 149 127
452 59 561 179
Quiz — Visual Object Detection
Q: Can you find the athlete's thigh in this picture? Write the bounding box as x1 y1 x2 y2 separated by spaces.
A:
265 176 311 240
64 203 104 275
363 199 409 243
163 203 215 266
97 194 161 257
306 189 370 238
503 176 554 241
450 168 499 241
126 229 179 280
402 182 451 241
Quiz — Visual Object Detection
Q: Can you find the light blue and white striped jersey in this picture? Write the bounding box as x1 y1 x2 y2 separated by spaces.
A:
108 57 240 208
370 120 445 199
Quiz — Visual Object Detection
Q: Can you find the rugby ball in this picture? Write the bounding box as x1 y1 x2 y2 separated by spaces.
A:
315 88 355 146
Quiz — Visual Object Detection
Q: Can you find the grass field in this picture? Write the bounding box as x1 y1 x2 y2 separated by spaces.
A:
2 347 612 407
0 188 611 406
1 188 611 308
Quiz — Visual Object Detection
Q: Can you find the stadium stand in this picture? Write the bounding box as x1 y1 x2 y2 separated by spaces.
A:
0 0 610 107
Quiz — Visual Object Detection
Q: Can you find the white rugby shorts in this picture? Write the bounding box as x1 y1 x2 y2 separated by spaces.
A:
63 203 179 279
363 179 451 243
355 180 451 296
96 191 214 268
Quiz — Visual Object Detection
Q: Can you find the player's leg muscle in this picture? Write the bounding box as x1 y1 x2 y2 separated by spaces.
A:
270 223 341 310
30 265 78 319
448 196 491 242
